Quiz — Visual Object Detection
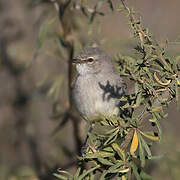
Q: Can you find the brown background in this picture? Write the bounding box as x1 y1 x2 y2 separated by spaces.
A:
0 0 179 179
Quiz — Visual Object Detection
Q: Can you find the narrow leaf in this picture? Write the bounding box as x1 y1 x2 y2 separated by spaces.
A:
112 143 125 160
53 173 68 180
85 151 114 159
110 167 130 173
138 134 145 167
140 171 152 180
98 157 114 166
100 170 108 180
104 129 119 145
74 168 81 179
130 129 138 155
139 131 159 141
78 165 100 180
129 161 141 180
140 134 152 157
108 161 125 172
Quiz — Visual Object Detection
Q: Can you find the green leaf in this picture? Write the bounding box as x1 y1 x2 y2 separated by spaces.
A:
108 161 125 172
112 143 125 160
90 172 95 180
129 161 141 180
98 157 114 166
103 146 114 151
104 115 118 125
110 167 130 174
138 132 145 167
100 120 110 126
85 151 114 159
136 92 144 107
151 114 162 141
99 170 108 180
140 134 152 157
105 127 119 135
104 128 119 145
140 171 152 180
78 165 100 180
53 173 68 180
148 155 163 160
74 168 81 179
139 130 159 141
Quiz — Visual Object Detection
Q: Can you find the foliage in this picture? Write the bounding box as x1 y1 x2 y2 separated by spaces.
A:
33 0 180 179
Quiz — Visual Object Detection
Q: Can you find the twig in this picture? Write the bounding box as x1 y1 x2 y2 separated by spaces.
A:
50 0 83 157
120 0 173 73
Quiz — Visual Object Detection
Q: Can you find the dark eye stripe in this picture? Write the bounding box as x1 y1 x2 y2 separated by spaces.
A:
71 57 94 64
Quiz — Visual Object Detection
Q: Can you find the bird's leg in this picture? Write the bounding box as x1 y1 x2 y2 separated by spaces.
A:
81 123 95 156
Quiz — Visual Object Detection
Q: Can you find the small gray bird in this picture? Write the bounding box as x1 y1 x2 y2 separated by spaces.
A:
72 47 127 122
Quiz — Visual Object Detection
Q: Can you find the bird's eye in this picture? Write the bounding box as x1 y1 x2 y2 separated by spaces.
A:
87 57 94 64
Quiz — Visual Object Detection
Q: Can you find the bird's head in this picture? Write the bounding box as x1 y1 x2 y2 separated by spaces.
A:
72 47 115 75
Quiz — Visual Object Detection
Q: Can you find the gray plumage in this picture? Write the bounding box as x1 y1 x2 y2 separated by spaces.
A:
72 47 126 122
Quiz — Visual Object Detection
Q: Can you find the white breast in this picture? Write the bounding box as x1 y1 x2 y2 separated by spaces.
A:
72 74 120 121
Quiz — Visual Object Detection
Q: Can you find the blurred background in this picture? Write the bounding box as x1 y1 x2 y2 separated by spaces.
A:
0 0 179 179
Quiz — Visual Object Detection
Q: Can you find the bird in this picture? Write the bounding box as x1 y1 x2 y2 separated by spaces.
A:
71 47 127 123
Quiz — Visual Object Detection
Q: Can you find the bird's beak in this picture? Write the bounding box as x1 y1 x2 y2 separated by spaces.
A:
71 58 85 65
71 58 79 64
